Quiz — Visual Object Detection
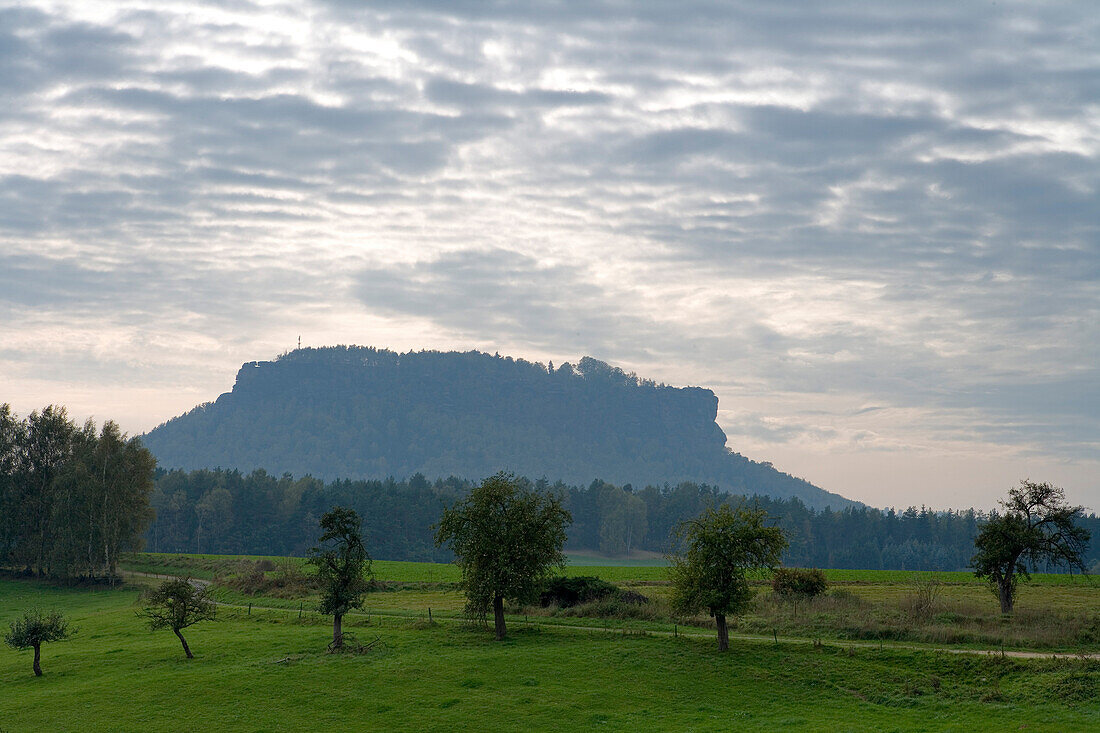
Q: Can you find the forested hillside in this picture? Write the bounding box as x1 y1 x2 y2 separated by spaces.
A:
143 346 853 509
146 468 1100 571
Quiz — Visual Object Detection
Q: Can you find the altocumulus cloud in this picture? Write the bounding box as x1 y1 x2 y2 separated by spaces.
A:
1 0 1097 507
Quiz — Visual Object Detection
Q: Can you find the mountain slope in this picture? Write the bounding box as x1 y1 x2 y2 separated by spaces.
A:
142 346 855 509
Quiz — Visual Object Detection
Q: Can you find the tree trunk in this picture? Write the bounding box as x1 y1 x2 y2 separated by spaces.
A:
33 643 42 676
174 628 193 659
333 614 343 649
493 594 506 641
998 579 1014 614
102 462 111 577
715 614 729 652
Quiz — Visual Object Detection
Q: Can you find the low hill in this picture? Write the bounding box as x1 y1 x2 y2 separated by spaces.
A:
142 346 855 509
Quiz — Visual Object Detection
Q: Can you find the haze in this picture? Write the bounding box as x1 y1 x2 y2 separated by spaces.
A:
2 1 1097 510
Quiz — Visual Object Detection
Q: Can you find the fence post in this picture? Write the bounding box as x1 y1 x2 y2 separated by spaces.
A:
429 607 433 623
298 602 303 620
248 603 251 616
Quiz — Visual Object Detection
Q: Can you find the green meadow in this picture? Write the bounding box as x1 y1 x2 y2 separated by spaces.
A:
2 577 1098 732
3 554 1099 732
116 553 1100 651
119 552 1098 586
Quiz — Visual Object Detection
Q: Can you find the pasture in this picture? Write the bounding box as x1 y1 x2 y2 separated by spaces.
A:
118 553 1100 651
1 576 1097 732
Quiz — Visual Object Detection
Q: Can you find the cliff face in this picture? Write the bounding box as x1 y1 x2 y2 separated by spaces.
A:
143 346 854 509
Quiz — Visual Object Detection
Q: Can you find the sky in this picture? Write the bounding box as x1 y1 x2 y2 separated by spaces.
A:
2 1 1098 511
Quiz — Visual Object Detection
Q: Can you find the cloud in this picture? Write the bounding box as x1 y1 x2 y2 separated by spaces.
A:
354 249 672 360
2 0 1098 507
425 79 612 110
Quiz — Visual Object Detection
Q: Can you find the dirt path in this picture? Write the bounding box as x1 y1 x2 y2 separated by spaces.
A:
123 571 1097 661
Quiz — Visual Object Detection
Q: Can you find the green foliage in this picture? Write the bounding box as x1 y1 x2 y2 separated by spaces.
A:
4 609 73 650
669 504 787 649
435 472 571 637
141 466 1100 573
0 404 155 579
4 608 74 676
539 576 619 608
596 485 647 556
139 577 216 658
307 507 372 625
771 567 827 599
972 480 1091 613
552 593 662 621
140 577 216 632
220 558 318 597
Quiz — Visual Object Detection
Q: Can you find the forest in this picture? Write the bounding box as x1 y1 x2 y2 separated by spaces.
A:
145 467 1100 572
0 405 156 579
141 346 853 510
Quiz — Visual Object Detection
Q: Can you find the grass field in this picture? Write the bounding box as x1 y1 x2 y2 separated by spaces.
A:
119 553 1098 586
113 553 1100 653
117 553 673 583
2 577 1097 732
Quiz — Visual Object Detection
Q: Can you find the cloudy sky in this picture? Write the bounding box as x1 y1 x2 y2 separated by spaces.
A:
2 1 1098 510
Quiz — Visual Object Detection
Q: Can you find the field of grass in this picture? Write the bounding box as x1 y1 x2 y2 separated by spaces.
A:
119 553 674 583
2 577 1097 732
565 550 668 567
120 553 1097 586
114 553 1100 654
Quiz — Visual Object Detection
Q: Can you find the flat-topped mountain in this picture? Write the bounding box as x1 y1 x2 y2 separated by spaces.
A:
142 346 855 509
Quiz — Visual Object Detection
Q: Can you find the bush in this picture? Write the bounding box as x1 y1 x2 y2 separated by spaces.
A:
826 588 862 604
617 590 650 605
901 575 943 622
540 576 619 608
557 595 666 621
218 558 317 597
772 567 827 599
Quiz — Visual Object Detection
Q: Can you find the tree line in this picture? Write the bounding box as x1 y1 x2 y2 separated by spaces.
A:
144 468 1100 572
4 400 1095 579
0 405 156 579
6 474 1090 675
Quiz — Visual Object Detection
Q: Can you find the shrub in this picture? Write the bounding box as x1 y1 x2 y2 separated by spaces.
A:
617 590 650 606
557 595 666 621
826 588 862 604
539 576 619 608
901 576 943 622
772 567 827 599
219 558 317 597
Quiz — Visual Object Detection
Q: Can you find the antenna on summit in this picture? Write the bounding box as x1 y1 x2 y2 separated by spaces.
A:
298 335 301 350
